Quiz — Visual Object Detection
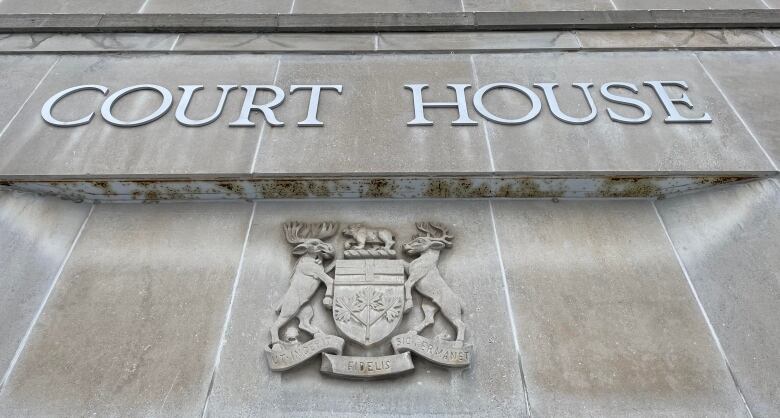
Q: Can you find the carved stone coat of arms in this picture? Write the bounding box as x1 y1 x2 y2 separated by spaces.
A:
264 221 472 379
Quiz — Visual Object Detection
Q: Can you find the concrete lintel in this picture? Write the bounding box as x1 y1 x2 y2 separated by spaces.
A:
0 10 778 33
0 30 777 54
0 173 773 202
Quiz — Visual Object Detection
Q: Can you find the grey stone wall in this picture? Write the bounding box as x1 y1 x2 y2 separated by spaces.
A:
0 4 777 416
0 0 779 14
0 46 777 201
0 185 777 416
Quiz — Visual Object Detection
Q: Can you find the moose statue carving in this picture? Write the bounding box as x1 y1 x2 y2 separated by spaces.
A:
402 222 466 342
270 222 338 346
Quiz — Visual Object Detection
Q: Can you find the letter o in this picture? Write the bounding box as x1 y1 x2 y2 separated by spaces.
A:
473 83 542 125
100 84 173 127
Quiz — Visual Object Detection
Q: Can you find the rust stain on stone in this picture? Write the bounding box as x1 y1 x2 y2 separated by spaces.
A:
693 176 744 186
0 174 766 202
217 182 245 196
362 178 398 198
454 179 491 198
423 179 492 198
91 181 114 195
260 180 309 198
597 177 662 198
496 179 564 198
307 181 331 197
423 179 450 198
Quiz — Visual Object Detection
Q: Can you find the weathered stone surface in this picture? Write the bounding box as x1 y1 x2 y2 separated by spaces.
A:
204 200 528 416
276 12 474 31
378 31 580 51
464 0 613 11
0 0 145 13
765 29 780 45
0 51 774 178
472 51 776 172
0 202 252 416
0 33 178 52
577 29 774 49
141 0 293 13
253 54 492 174
612 0 767 9
0 10 778 32
0 55 57 134
698 51 780 166
0 191 89 379
292 0 462 13
492 200 750 417
656 178 780 418
0 54 278 176
175 33 375 52
0 31 772 54
97 13 277 30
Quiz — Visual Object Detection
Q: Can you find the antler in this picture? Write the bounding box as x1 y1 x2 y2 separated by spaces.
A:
415 222 454 247
312 222 338 240
283 222 307 244
429 222 454 247
415 222 434 238
283 222 338 244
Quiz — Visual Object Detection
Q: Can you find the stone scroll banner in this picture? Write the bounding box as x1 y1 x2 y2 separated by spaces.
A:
321 352 414 379
265 335 345 371
391 332 472 367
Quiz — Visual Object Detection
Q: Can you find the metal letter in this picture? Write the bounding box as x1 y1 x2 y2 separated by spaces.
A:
41 85 108 127
229 85 285 127
290 84 343 127
100 84 173 127
405 84 477 126
600 82 652 124
175 85 237 127
534 83 598 125
644 81 712 123
473 83 542 125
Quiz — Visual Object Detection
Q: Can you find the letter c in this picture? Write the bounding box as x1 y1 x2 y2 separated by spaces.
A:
41 85 109 127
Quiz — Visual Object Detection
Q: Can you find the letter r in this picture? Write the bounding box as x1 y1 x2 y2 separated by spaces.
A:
229 85 285 127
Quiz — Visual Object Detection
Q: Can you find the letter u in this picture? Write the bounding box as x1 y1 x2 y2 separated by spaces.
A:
176 85 237 127
534 83 598 125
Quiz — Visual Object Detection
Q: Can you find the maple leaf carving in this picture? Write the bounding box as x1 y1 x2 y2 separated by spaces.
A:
333 296 353 323
378 295 403 322
355 288 383 311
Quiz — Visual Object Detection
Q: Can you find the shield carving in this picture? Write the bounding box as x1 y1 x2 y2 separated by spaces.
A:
332 259 405 347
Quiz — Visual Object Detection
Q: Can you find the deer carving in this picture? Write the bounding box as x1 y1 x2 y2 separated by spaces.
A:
402 222 466 341
271 222 338 346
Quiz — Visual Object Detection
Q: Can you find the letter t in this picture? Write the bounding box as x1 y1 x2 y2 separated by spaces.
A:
290 85 343 127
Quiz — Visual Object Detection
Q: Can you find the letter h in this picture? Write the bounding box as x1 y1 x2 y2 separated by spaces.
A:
405 84 477 126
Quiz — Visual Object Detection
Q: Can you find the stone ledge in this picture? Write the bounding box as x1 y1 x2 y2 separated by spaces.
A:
0 10 778 33
0 173 774 201
0 30 777 53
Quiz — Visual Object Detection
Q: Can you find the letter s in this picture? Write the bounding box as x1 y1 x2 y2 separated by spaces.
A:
41 85 109 127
